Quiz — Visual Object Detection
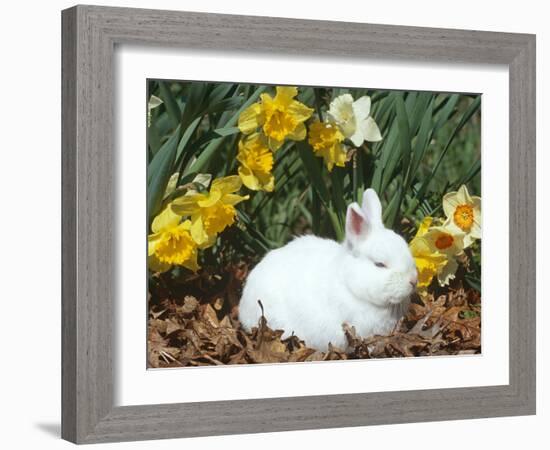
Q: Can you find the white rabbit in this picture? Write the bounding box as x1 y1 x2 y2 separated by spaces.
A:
239 188 418 351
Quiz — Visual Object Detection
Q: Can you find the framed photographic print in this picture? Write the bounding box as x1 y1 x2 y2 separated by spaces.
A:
62 5 536 444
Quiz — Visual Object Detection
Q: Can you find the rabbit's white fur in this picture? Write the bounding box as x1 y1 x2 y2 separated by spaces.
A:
239 189 418 351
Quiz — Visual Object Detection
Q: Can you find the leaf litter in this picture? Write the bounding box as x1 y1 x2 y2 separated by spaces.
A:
148 264 481 368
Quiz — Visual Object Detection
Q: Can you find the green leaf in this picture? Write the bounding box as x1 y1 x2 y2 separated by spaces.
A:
395 94 412 182
180 82 208 129
408 92 433 136
383 185 402 227
237 210 274 252
147 123 162 157
209 83 235 104
409 99 434 186
204 97 243 115
297 141 343 239
330 168 347 239
147 129 180 224
433 94 459 132
415 95 481 200
213 126 241 137
464 275 481 293
147 125 181 186
296 141 329 201
176 116 202 161
158 82 181 129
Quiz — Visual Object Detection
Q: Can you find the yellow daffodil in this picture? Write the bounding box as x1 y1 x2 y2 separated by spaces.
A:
148 205 199 273
171 176 249 246
308 120 348 172
409 217 448 291
237 133 275 192
442 184 481 248
421 226 465 286
328 94 382 146
238 86 314 151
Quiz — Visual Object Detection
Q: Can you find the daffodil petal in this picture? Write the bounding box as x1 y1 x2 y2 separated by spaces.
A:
462 233 474 248
349 129 365 147
470 224 482 240
442 191 461 219
438 257 458 286
416 217 433 237
267 136 284 151
287 101 314 123
147 232 162 256
151 204 181 233
197 189 222 208
352 96 371 121
361 116 382 142
274 86 298 105
190 216 208 245
163 172 180 199
171 194 202 216
457 185 469 204
223 193 249 205
472 196 482 215
197 233 217 250
148 254 171 273
238 103 263 135
286 122 307 141
181 252 200 272
211 175 242 195
238 165 260 191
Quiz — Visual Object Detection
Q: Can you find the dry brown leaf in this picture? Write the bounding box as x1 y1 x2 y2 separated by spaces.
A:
148 328 181 367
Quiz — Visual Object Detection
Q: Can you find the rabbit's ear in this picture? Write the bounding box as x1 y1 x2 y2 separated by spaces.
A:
345 203 371 249
361 188 383 227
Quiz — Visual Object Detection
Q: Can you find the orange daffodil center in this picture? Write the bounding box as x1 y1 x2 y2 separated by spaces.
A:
453 204 475 231
435 233 454 250
442 184 481 247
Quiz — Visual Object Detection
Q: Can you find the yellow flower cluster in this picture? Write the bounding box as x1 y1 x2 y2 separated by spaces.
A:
148 176 249 273
409 184 482 293
237 86 313 192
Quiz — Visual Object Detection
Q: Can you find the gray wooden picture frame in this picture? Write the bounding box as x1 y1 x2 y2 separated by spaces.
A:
61 5 536 444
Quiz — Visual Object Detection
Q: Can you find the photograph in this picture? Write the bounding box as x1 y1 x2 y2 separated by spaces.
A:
146 80 482 368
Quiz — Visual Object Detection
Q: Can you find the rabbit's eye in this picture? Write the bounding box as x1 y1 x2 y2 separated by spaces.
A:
375 262 387 268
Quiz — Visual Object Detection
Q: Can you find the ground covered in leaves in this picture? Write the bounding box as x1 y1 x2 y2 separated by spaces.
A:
148 264 481 368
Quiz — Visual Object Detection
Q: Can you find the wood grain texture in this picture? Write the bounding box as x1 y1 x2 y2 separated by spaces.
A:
61 5 536 444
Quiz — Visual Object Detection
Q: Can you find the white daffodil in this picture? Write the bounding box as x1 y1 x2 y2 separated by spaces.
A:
442 184 481 248
327 94 382 147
